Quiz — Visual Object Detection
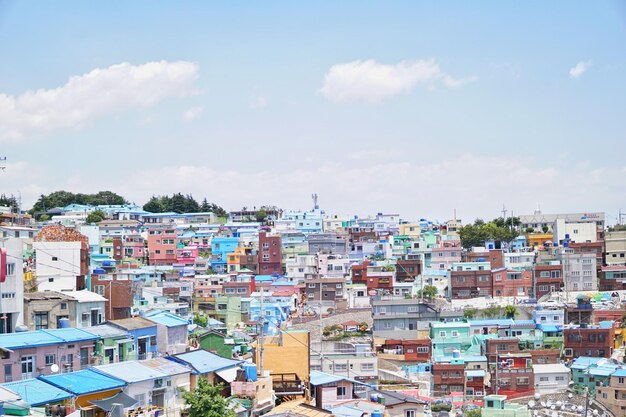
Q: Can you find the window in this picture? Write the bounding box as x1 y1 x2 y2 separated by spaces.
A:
335 364 347 371
21 356 35 376
337 386 346 396
94 285 105 296
361 363 374 371
417 347 429 353
45 354 56 366
5 263 15 276
34 312 48 330
52 256 58 261
336 284 342 288
405 411 416 417
555 376 565 381
539 377 548 382
451 331 459 337
516 377 529 385
439 331 446 338
60 303 67 310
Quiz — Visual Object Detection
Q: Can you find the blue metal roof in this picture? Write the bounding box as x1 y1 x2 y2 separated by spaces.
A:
611 369 626 377
466 370 486 378
0 328 98 350
39 369 125 395
145 311 189 328
539 324 562 333
571 357 604 369
2 379 72 406
591 368 615 377
309 371 359 386
169 350 242 374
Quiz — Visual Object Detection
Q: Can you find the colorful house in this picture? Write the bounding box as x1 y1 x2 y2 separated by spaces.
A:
430 322 472 357
107 317 159 360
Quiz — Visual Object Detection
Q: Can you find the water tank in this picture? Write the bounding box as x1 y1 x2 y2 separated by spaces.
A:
553 242 558 247
102 260 114 267
93 268 106 274
58 318 70 328
243 363 257 382
478 258 485 262
563 242 569 248
488 244 494 250
370 394 380 402
372 411 383 417
452 349 461 358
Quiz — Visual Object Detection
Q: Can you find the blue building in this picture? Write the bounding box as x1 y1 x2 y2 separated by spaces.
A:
108 317 159 359
211 237 240 273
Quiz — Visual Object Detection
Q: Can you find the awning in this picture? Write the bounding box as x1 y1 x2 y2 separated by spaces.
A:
90 391 138 411
216 367 239 383
116 338 133 344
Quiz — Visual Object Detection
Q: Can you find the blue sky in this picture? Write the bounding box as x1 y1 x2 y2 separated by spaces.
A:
1 1 625 223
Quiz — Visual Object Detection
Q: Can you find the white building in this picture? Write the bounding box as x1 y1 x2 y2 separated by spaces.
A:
60 289 106 328
33 241 84 291
345 284 371 308
554 218 598 244
0 238 25 332
285 254 317 281
558 250 597 292
533 363 570 394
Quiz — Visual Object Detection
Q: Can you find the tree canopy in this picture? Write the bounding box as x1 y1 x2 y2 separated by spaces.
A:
458 217 520 249
0 194 19 212
86 210 106 224
182 379 235 417
143 194 227 216
29 191 127 216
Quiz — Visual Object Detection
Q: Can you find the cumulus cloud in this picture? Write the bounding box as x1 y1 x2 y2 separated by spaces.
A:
183 106 204 121
569 60 592 79
0 60 199 141
319 59 476 102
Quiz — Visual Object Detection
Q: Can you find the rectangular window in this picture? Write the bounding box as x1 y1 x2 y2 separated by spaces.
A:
34 312 49 330
45 354 56 366
405 411 416 417
335 364 347 371
361 363 374 371
337 386 346 396
439 331 446 338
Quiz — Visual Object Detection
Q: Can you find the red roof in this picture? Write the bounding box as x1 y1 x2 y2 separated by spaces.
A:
343 320 361 326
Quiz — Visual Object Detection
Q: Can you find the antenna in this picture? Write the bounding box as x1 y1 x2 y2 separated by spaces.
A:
501 204 508 220
619 210 626 225
312 193 319 210
0 156 6 171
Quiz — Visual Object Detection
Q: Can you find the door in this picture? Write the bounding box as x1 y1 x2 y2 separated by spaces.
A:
138 337 148 359
104 347 115 364
21 356 35 379
80 347 89 368
151 390 165 407
66 354 74 372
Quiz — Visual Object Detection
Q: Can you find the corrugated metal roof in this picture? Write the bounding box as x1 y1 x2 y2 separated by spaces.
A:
0 328 98 349
94 361 168 383
309 371 358 386
140 358 191 376
169 349 242 374
3 378 72 406
145 311 189 328
87 324 129 339
108 317 157 331
39 369 125 395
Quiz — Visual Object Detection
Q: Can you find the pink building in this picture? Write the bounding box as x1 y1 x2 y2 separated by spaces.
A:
0 328 98 382
147 226 177 266
176 245 199 265
431 240 462 270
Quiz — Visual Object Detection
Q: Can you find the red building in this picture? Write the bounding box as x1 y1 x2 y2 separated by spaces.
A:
258 232 282 274
564 326 614 359
491 269 533 298
432 363 465 396
395 259 422 283
350 260 371 285
533 264 564 299
378 339 431 362
464 249 505 270
449 269 492 299
91 273 134 320
489 353 534 396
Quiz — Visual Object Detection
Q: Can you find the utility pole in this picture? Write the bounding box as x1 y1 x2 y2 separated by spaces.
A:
259 287 265 376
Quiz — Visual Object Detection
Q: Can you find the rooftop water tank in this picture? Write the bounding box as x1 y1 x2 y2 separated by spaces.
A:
372 410 383 417
478 258 485 262
93 268 106 274
102 260 114 267
565 234 570 239
58 318 70 328
243 363 257 382
452 349 461 358
563 242 569 247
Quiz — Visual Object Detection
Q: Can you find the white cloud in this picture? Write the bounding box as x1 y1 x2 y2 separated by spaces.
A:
249 95 267 110
0 60 199 141
183 106 204 121
319 59 476 102
569 60 592 79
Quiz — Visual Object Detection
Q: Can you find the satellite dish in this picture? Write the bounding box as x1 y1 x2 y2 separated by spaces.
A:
50 364 59 373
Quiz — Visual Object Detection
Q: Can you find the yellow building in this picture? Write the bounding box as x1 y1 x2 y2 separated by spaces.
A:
255 330 310 383
526 233 553 248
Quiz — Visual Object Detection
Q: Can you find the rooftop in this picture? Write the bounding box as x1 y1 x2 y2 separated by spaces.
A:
39 369 126 395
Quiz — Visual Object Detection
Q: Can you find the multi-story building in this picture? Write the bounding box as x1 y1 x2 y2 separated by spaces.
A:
394 258 422 283
519 211 605 235
373 297 439 340
448 262 492 299
431 241 462 271
430 322 472 357
596 369 626 417
464 248 504 269
377 339 431 362
558 250 597 292
23 291 77 330
564 324 614 359
605 229 626 266
599 265 626 291
533 263 563 299
147 226 177 266
91 273 133 320
491 268 533 298
432 363 465 396
0 238 25 333
304 276 346 312
307 233 348 255
310 347 378 384
258 232 282 275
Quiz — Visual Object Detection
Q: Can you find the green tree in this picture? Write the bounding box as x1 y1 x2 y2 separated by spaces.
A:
29 190 127 217
420 285 438 300
85 210 106 224
182 379 235 417
504 305 517 318
143 196 165 213
481 305 503 318
255 209 268 223
463 307 478 319
0 194 19 212
459 217 520 249
465 409 481 417
193 313 208 328
542 225 549 233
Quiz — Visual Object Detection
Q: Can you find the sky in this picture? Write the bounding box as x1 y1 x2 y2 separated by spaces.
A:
0 1 625 223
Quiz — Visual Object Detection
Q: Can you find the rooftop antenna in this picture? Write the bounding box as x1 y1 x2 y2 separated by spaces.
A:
0 156 6 171
312 193 319 210
619 210 626 225
501 204 507 220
